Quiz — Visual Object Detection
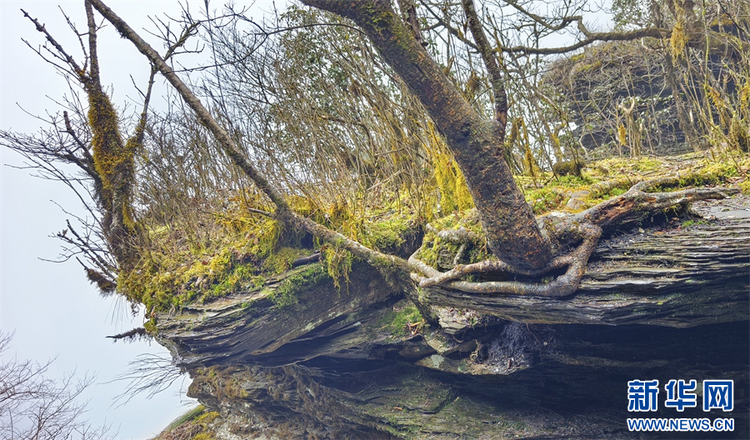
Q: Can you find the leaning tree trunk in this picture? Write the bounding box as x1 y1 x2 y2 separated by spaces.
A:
301 0 553 270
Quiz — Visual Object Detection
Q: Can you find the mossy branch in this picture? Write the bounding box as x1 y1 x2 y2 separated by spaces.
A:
88 0 416 285
87 0 291 216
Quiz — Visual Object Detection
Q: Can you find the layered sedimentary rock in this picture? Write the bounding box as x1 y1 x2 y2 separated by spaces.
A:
154 196 750 439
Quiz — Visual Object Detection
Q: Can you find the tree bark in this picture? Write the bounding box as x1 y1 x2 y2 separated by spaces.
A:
301 0 552 270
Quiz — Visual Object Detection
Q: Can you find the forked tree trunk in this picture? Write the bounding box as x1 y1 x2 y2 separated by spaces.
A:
91 0 552 271
302 0 553 270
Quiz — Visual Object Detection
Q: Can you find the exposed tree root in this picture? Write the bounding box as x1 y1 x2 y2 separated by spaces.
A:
410 223 600 297
291 252 322 267
409 179 739 297
425 224 481 244
570 176 739 229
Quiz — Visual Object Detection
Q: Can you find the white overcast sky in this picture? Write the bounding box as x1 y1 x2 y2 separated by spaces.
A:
1 1 611 438
0 0 274 437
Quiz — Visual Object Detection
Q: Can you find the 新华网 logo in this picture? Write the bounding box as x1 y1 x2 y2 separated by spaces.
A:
627 379 733 412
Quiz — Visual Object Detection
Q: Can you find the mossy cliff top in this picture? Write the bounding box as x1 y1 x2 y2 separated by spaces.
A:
141 151 749 439
119 149 749 317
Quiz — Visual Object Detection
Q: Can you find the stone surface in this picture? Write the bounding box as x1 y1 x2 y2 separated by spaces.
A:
422 201 750 328
153 196 750 439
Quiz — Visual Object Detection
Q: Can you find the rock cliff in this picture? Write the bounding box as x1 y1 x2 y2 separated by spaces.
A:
153 196 750 439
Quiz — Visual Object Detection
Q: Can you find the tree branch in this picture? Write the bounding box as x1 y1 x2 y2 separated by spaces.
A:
417 0 479 51
503 24 670 55
85 0 100 85
21 9 85 79
302 0 553 270
461 0 508 129
87 0 291 215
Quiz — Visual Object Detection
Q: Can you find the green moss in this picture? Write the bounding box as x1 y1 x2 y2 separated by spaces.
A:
682 219 708 228
417 209 491 270
89 89 128 195
519 153 747 216
578 59 602 72
87 87 140 241
320 244 354 291
595 156 664 174
430 147 474 214
208 264 254 299
381 304 423 336
570 53 585 62
555 174 595 187
361 215 411 252
144 319 158 335
156 405 221 440
118 215 287 311
527 187 567 215
271 264 328 308
164 405 206 431
120 192 422 311
633 157 664 172
262 247 306 274
196 410 220 424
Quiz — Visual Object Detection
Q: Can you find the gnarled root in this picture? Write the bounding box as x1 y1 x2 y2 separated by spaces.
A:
410 178 739 298
410 222 601 297
574 177 739 229
425 224 482 244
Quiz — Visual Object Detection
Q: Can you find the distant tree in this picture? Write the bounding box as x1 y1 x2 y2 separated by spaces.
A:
0 331 113 440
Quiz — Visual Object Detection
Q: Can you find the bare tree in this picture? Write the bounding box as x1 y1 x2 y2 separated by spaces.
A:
0 331 113 440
